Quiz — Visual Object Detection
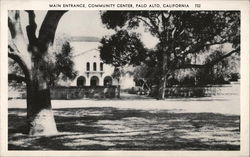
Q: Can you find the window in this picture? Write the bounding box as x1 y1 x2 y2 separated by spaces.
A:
86 62 90 71
93 62 97 71
100 62 103 71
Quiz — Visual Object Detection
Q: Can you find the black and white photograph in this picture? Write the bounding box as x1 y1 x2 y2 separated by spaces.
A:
1 0 250 156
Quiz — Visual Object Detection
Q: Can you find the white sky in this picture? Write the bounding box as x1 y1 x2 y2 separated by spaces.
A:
20 10 158 49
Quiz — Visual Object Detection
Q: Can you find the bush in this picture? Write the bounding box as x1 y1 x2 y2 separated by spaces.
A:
229 73 240 81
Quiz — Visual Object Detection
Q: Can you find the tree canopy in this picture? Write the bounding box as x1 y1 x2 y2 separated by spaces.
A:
100 11 240 68
100 11 240 98
99 30 147 67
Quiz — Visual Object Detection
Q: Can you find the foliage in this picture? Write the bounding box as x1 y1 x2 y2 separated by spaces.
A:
111 67 121 81
8 59 24 81
100 11 240 93
133 63 159 85
99 30 147 67
8 40 77 87
8 59 26 89
52 41 77 85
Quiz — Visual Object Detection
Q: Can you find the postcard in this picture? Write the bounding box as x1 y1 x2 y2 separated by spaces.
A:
0 0 249 156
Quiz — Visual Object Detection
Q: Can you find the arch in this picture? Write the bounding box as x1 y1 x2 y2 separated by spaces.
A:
86 62 90 71
104 76 113 86
90 76 99 86
93 62 97 71
100 62 104 71
77 76 86 86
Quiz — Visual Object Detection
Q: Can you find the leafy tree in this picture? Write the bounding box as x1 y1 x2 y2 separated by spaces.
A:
49 41 77 86
171 44 240 86
100 11 240 99
99 30 147 98
9 40 77 87
8 10 67 135
99 30 147 67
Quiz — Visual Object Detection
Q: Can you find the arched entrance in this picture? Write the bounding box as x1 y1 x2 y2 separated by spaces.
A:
104 76 112 86
90 76 99 86
77 76 86 86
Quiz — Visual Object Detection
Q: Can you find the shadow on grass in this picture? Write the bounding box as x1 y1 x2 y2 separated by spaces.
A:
8 107 240 150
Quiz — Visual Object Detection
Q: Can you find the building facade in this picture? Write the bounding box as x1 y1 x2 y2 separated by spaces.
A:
67 40 135 89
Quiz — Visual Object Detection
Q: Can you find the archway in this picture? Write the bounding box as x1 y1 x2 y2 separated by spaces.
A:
77 76 86 86
90 76 99 86
104 76 113 86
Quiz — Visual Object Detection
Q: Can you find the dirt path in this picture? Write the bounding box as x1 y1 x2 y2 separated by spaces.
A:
9 92 240 115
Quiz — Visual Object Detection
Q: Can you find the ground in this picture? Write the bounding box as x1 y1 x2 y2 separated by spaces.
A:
8 84 240 150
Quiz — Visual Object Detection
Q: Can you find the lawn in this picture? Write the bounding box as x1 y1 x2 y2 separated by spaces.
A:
8 107 240 150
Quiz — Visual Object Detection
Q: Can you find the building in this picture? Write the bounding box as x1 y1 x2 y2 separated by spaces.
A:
65 38 135 89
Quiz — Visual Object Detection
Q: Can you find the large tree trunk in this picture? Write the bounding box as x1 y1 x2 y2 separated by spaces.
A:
26 80 57 135
26 54 57 135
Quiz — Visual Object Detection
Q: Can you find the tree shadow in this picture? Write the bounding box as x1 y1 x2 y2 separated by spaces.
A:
8 107 240 150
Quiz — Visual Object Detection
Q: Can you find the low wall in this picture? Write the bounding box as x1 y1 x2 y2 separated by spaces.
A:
164 86 217 97
9 86 117 100
151 83 240 98
8 83 239 99
50 86 117 99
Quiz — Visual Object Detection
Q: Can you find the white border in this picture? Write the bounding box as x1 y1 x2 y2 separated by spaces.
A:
1 0 249 156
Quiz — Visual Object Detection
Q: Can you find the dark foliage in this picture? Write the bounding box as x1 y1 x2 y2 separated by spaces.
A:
99 30 147 67
100 11 240 95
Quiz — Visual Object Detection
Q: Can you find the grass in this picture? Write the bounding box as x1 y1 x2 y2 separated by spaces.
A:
8 107 240 150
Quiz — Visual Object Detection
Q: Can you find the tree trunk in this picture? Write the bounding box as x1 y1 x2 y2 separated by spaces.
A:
158 75 167 100
26 79 57 135
8 10 67 136
157 53 168 100
25 46 58 135
117 79 120 98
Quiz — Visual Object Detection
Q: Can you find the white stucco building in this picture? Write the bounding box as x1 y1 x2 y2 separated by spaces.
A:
67 40 135 89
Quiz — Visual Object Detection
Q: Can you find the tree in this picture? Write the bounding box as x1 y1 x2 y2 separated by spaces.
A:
8 10 67 135
99 30 147 67
49 41 77 87
99 30 147 98
9 40 77 87
100 11 240 99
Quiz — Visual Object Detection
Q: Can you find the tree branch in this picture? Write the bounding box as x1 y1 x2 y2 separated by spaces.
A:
206 47 240 66
8 17 17 38
25 10 37 45
161 11 172 32
182 40 230 56
38 10 67 49
8 43 30 80
8 11 21 39
176 47 240 69
8 73 27 83
8 10 31 68
147 15 160 32
8 11 26 44
136 17 160 37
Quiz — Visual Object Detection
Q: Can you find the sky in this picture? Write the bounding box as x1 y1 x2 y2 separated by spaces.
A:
20 10 159 49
